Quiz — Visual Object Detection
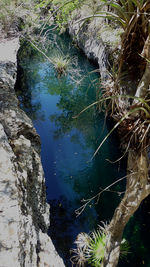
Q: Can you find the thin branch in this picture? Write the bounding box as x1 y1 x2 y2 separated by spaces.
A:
21 35 53 64
39 0 75 37
106 135 132 164
75 173 135 217
91 107 147 160
140 123 150 143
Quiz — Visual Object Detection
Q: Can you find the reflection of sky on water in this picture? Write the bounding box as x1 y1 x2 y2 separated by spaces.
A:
16 34 125 266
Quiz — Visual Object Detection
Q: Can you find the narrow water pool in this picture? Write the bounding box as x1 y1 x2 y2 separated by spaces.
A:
15 31 127 266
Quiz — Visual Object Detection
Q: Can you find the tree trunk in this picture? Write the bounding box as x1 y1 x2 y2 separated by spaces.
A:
102 149 150 267
135 35 150 99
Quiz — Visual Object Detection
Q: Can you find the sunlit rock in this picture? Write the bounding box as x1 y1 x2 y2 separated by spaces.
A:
0 37 65 266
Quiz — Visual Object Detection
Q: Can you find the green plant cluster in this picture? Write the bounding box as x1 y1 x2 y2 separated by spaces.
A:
50 0 83 31
0 0 18 32
35 0 50 8
71 226 130 266
0 0 39 35
50 52 71 76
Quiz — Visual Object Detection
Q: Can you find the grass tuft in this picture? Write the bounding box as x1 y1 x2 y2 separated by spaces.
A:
50 52 71 76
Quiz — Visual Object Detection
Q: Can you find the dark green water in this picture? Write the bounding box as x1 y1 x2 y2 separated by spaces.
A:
15 31 150 266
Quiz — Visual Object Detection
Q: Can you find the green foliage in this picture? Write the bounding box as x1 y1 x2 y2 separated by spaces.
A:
77 0 150 30
87 230 106 266
71 226 130 266
50 52 71 76
75 94 150 157
0 0 17 31
50 0 83 30
120 238 130 259
35 0 50 9
71 228 106 267
0 0 39 35
76 0 150 78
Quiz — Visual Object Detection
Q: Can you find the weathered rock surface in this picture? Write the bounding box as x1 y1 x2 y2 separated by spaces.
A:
69 4 122 81
0 37 65 267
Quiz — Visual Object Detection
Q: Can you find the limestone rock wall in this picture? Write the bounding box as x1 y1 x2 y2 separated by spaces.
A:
0 37 65 267
69 4 122 81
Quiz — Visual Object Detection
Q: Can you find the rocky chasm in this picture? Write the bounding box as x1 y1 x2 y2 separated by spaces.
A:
0 37 65 267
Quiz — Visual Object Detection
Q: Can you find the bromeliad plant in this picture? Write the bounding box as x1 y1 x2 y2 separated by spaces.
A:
50 52 71 76
73 89 150 158
87 229 106 266
76 0 150 80
98 81 150 153
70 1 150 265
70 225 107 267
71 224 130 266
72 0 150 154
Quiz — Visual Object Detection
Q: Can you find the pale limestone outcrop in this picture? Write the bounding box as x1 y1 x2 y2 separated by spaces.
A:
0 37 65 267
69 4 122 81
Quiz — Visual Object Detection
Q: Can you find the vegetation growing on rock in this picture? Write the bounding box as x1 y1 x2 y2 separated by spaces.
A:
1 0 150 266
47 1 150 266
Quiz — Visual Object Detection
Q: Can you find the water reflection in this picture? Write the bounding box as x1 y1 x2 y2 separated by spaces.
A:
15 33 125 266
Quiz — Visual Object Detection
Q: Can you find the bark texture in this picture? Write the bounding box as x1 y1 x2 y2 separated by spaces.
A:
103 150 150 267
67 5 150 266
135 34 150 99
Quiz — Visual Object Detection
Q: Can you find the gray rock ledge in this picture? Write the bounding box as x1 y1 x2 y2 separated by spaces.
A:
0 37 65 267
69 5 122 81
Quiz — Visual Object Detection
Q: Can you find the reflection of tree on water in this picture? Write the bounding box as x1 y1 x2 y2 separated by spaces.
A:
48 71 99 147
46 68 124 221
16 37 126 266
15 43 45 121
43 45 124 264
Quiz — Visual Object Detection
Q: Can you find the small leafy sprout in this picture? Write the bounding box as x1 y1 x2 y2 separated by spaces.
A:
120 238 130 259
